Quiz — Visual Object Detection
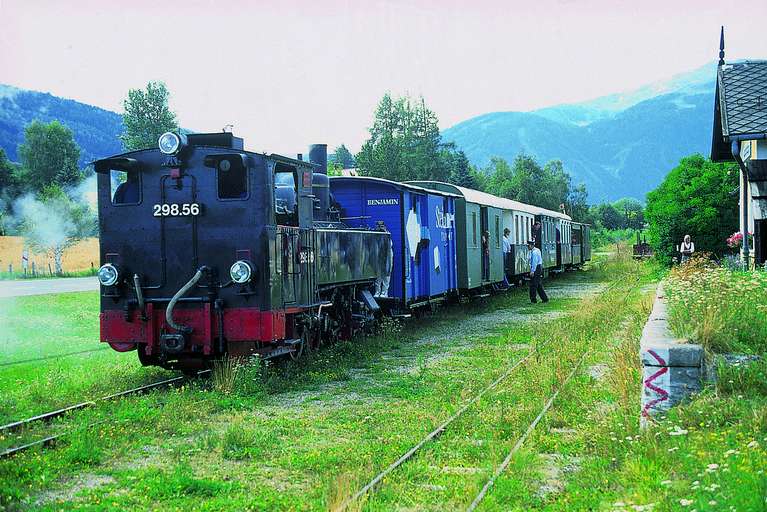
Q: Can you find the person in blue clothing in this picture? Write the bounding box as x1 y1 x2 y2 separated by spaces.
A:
527 239 548 304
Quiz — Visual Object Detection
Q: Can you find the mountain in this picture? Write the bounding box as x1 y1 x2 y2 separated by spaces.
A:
442 62 718 201
0 84 124 166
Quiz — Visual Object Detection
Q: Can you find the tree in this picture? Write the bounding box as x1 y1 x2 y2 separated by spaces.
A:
613 197 645 230
645 154 738 263
593 203 624 230
356 93 453 182
17 120 82 193
449 151 477 189
567 183 590 223
120 81 178 151
0 149 19 236
16 184 96 274
332 144 355 169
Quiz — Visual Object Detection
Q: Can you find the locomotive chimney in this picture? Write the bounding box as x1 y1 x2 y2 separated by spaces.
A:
308 144 328 175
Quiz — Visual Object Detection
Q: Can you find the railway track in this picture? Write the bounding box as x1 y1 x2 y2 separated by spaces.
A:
334 348 587 512
0 370 210 459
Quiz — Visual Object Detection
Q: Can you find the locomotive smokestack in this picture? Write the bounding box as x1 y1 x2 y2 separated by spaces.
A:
308 144 328 175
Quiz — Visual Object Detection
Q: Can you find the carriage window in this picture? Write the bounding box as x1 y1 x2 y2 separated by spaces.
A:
471 212 477 247
110 169 141 205
217 157 248 199
494 216 500 248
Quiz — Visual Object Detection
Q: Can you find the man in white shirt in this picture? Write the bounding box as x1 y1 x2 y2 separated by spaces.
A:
528 239 548 303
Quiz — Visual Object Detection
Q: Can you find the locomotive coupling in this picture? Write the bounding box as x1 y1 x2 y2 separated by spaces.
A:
160 333 186 354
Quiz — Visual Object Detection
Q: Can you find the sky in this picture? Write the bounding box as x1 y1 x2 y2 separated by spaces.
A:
2 0 767 156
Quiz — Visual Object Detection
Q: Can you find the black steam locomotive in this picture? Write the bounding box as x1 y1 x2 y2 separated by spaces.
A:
94 133 390 371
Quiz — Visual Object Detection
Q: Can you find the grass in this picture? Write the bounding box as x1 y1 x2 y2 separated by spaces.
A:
0 251 764 510
0 292 171 424
664 257 767 353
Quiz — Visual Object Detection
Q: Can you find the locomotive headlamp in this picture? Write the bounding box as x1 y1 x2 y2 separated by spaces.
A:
97 263 120 287
158 132 187 155
229 260 252 284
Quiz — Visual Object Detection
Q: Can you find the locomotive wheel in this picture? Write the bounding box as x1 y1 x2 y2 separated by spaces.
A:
306 329 321 353
289 330 308 361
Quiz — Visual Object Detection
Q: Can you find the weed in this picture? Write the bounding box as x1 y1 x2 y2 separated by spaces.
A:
212 354 244 394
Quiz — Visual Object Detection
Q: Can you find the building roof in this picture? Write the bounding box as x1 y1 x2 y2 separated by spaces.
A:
711 60 767 161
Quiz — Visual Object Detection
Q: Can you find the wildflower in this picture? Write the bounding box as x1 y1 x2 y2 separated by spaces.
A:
660 480 672 486
669 426 688 436
679 499 693 506
747 440 759 449
709 501 717 506
706 463 719 472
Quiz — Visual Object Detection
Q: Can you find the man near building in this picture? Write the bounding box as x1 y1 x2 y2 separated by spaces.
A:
527 239 548 304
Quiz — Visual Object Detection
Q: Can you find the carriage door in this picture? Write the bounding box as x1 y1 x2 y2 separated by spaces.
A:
480 207 489 281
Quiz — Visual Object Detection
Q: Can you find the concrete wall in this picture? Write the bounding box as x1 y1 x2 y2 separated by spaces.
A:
640 284 704 427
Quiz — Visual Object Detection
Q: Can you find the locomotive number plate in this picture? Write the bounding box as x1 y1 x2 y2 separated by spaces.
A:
153 203 201 217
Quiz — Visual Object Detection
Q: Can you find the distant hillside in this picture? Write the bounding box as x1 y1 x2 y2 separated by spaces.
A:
0 84 123 166
442 63 717 201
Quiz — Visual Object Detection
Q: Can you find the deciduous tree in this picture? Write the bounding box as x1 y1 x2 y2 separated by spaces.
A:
17 120 82 192
645 154 738 263
120 81 178 151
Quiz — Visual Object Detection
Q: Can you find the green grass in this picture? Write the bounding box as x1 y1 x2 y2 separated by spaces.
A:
0 268 97 281
0 292 172 424
0 253 764 511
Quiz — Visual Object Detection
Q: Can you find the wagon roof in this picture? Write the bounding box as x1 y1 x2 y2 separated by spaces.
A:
407 181 572 221
329 176 462 198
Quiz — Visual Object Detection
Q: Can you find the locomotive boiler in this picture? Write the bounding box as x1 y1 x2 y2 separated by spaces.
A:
94 133 391 371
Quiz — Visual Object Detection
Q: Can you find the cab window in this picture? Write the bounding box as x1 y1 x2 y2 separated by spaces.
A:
217 157 248 199
274 164 298 226
111 169 141 205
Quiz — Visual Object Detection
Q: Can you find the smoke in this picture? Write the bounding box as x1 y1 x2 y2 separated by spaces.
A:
71 174 98 211
3 175 98 273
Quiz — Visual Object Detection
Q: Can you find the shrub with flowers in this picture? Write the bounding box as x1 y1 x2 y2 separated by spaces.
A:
725 231 752 249
664 254 767 353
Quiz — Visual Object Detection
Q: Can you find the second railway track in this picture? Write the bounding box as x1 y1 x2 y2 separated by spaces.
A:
0 370 210 459
334 344 589 512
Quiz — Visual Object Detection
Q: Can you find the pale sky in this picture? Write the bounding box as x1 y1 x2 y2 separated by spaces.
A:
2 0 766 156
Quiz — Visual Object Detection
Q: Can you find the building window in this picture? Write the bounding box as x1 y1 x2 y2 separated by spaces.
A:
472 212 477 247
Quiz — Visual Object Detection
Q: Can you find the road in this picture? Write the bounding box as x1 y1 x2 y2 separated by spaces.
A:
0 277 99 298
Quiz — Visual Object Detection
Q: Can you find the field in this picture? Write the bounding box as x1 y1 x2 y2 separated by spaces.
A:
1 254 765 511
0 236 100 277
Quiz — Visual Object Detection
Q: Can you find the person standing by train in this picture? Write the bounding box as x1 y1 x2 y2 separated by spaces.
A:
481 230 490 281
502 228 512 286
679 234 695 263
527 239 548 303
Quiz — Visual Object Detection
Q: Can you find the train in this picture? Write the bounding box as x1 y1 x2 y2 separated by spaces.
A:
93 132 590 371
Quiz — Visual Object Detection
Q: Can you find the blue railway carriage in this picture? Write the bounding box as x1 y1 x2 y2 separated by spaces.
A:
407 182 506 293
329 177 459 312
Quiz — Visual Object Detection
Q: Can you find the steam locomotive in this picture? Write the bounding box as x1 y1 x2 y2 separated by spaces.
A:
94 133 590 371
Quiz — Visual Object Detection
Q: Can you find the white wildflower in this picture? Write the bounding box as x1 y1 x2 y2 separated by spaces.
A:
679 499 693 506
747 440 759 449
